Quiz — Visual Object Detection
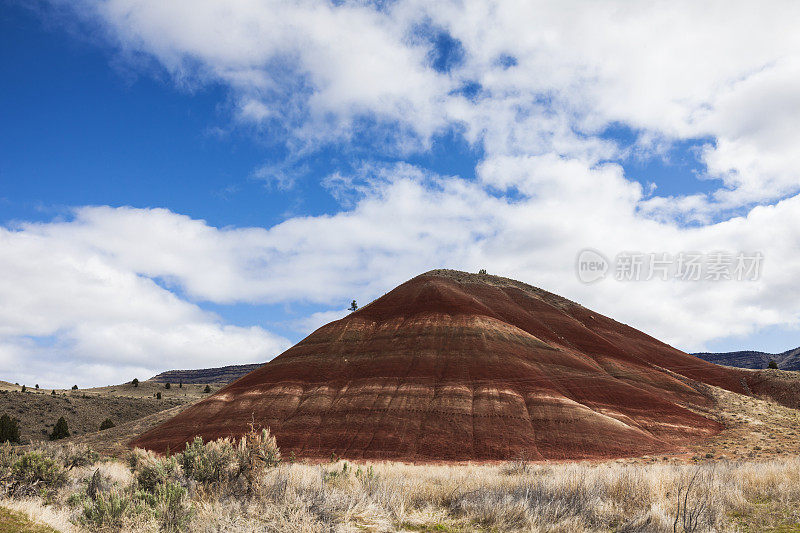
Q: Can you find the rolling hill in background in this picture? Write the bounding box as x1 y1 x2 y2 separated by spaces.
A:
694 347 800 370
149 363 264 384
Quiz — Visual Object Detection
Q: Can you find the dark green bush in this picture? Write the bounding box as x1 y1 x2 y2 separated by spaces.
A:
100 418 115 431
49 417 70 440
0 414 20 444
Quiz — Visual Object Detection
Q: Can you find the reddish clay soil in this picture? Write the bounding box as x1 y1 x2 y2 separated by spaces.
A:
130 270 799 461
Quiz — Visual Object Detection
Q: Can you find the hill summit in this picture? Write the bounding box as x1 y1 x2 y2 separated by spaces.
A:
131 269 779 461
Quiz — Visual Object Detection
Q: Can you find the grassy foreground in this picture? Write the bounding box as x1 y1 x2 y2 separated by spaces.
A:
1 436 800 532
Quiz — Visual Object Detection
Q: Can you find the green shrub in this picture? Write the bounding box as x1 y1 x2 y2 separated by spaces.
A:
132 378 139 387
135 453 180 494
0 413 20 443
180 436 237 484
768 359 779 369
7 451 67 496
49 417 70 440
203 385 211 393
81 489 132 528
100 418 115 431
165 382 171 390
155 481 192 531
72 385 78 390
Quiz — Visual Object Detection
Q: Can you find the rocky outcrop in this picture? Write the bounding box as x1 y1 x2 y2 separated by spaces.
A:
149 364 264 385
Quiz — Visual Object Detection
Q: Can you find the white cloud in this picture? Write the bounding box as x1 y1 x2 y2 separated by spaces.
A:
52 0 800 210
4 165 800 387
0 219 291 388
12 1 800 384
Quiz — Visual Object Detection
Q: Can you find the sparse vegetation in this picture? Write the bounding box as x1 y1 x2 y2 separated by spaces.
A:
164 382 170 390
203 385 211 393
3 437 800 532
768 359 779 369
131 378 139 388
72 385 78 391
99 419 115 431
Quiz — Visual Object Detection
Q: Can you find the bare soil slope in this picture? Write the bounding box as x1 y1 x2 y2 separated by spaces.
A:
131 270 799 461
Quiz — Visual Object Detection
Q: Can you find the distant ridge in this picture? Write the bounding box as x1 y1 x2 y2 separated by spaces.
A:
694 347 800 371
149 363 264 384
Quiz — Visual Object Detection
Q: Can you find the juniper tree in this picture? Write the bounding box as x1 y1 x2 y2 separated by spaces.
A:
50 417 70 440
0 414 20 443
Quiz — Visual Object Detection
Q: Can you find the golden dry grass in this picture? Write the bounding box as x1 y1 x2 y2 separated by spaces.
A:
5 450 800 532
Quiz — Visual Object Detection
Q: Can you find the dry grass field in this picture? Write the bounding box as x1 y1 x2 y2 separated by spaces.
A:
2 438 800 532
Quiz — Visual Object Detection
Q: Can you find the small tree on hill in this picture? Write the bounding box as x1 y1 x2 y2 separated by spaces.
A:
349 300 358 312
51 389 56 396
0 414 20 443
768 360 779 369
165 382 171 390
50 417 70 440
132 378 139 387
20 385 26 393
179 381 182 388
203 385 211 393
71 385 78 390
156 392 162 400
99 418 115 431
35 384 39 389
478 269 487 275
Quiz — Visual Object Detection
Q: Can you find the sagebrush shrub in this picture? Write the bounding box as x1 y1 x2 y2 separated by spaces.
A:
5 451 67 496
181 436 237 485
235 426 281 494
81 489 133 529
135 453 180 494
155 481 192 531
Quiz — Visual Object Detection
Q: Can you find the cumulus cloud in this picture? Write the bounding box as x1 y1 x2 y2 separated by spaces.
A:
0 218 291 388
4 166 800 388
53 0 800 209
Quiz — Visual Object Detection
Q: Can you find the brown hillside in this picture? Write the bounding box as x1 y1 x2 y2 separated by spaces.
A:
130 270 795 461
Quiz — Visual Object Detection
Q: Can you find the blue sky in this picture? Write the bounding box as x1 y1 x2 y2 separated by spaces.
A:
2 1 800 386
